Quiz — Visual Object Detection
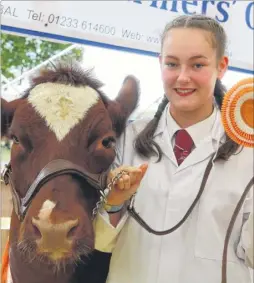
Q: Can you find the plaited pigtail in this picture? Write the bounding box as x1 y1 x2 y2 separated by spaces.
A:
214 79 241 161
134 96 168 162
214 79 225 108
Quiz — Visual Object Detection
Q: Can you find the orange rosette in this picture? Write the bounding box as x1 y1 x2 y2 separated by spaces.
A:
221 78 254 148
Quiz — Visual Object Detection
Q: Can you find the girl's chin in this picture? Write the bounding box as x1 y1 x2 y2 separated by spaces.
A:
170 100 198 113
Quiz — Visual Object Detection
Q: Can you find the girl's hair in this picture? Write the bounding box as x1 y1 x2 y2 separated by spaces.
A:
134 15 240 162
161 14 227 60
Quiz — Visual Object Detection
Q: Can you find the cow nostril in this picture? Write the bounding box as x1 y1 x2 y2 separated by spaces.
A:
31 221 42 239
67 221 79 239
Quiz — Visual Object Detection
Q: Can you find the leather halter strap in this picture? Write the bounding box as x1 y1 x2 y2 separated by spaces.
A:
2 159 108 220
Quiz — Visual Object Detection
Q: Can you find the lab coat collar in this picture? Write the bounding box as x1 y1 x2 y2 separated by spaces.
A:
153 103 226 171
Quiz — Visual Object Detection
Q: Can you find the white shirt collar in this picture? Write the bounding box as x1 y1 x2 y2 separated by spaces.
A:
154 103 221 147
166 105 217 146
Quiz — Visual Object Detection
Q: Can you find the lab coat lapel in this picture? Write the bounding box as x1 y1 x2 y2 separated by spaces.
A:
175 136 215 172
155 130 178 165
175 109 225 173
153 104 178 166
152 103 225 170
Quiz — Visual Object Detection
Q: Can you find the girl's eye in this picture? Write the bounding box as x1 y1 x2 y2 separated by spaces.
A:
194 64 204 69
166 62 177 68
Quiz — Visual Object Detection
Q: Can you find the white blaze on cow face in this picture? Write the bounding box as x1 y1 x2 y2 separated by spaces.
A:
28 83 99 141
38 200 56 221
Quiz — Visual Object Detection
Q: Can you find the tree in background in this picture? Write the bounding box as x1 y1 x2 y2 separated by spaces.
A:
1 33 83 80
1 34 84 161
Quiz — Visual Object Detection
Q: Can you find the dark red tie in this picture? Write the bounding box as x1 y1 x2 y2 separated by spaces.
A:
173 129 194 165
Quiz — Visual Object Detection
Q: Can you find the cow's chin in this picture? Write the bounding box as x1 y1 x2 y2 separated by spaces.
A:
16 237 94 271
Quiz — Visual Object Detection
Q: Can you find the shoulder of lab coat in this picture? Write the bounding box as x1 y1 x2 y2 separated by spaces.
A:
94 116 154 253
113 117 153 167
113 104 169 168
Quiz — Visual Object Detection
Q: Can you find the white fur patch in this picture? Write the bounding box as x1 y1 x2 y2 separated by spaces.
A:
28 83 99 141
38 200 56 221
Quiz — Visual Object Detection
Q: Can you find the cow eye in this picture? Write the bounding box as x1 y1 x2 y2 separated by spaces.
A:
102 137 116 149
11 134 20 144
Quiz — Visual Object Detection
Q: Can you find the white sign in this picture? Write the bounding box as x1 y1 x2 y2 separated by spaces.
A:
1 0 253 74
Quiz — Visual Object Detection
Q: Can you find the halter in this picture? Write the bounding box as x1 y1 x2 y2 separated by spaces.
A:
0 159 123 221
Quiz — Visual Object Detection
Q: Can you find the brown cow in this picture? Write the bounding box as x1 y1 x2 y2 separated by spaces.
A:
1 62 140 283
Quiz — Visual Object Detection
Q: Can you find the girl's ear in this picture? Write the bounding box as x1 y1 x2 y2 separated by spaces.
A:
217 56 229 80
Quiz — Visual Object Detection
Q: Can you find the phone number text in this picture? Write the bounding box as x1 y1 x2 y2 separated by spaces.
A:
46 14 116 36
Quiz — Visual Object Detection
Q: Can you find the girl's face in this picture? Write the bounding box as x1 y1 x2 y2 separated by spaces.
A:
159 28 228 120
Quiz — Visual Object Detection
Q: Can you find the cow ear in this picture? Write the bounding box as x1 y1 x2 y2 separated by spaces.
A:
107 76 140 137
1 98 21 137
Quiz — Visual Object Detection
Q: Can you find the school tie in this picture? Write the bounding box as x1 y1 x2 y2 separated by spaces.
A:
173 129 194 165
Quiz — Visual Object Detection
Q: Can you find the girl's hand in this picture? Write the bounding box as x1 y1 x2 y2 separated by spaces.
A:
106 164 148 206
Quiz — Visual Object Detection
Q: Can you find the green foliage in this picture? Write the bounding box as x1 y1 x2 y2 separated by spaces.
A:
1 33 83 80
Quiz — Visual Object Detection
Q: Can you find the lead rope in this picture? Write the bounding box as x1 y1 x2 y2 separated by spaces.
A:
127 153 215 235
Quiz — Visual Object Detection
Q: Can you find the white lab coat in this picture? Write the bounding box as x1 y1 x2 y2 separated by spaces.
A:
94 104 253 283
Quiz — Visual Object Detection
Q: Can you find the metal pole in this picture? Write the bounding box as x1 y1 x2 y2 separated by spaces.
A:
1 74 21 95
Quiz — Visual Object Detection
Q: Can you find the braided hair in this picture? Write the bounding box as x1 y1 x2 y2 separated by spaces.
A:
134 96 168 162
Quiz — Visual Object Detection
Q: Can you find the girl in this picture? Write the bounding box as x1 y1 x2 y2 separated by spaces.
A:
94 14 253 283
